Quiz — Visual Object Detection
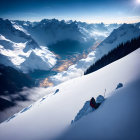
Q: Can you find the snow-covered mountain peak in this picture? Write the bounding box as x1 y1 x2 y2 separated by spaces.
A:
12 19 119 46
23 39 40 53
0 18 31 43
11 21 29 35
0 18 57 72
93 22 140 62
20 46 56 72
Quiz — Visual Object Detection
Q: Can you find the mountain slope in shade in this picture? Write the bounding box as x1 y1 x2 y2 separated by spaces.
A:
0 64 35 96
0 18 57 72
84 36 140 75
13 19 120 59
94 22 140 62
59 78 140 140
13 19 119 46
0 18 32 43
0 48 139 140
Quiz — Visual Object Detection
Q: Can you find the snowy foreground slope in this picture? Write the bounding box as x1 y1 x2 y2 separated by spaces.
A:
0 49 140 140
59 79 140 140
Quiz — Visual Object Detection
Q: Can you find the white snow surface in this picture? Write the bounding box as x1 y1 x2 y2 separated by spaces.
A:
0 34 56 72
0 49 139 140
11 22 29 35
20 46 56 72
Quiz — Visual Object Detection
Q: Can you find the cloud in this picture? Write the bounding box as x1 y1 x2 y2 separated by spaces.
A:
50 51 96 85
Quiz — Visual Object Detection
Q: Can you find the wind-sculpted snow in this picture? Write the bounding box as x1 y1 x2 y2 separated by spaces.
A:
40 97 46 102
54 89 59 95
20 105 32 113
6 115 16 122
4 105 32 123
59 79 140 140
71 101 94 124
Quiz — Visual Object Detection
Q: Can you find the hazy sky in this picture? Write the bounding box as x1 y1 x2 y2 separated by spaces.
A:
0 0 140 23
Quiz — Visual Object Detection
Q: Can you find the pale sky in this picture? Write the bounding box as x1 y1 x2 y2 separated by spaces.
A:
0 0 140 23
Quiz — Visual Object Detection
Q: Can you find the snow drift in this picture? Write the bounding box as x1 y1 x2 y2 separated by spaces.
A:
59 78 140 140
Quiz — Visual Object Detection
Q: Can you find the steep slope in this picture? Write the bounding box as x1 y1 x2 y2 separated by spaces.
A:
0 18 32 43
0 48 139 140
0 18 56 72
59 78 140 140
47 23 140 85
94 22 140 62
20 49 56 72
84 36 140 75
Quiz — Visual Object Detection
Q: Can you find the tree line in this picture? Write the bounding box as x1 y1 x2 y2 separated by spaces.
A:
84 36 140 75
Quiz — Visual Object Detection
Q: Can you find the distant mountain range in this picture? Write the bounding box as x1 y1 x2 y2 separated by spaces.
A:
0 18 120 73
